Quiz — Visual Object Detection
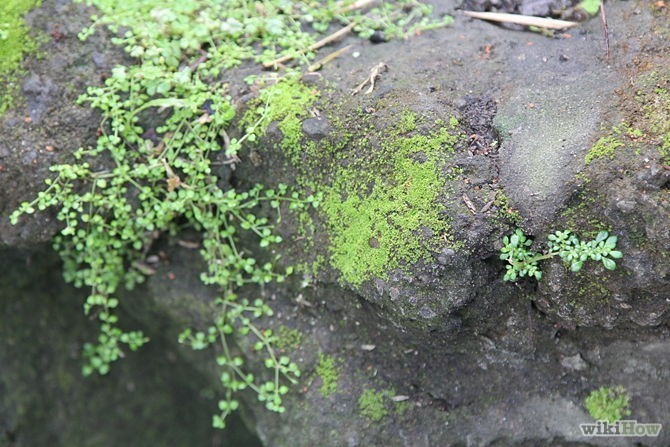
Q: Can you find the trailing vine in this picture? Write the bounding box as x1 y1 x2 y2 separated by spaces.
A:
11 0 452 428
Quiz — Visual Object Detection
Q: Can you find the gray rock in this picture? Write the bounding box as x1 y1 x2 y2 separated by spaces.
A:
560 353 588 371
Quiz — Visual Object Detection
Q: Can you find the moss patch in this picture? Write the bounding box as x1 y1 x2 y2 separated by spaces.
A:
322 113 460 285
491 189 522 226
560 190 611 240
584 135 624 164
315 353 340 397
358 388 388 421
623 69 670 165
584 122 647 165
640 82 670 164
0 0 42 115
357 388 410 421
357 387 409 421
244 75 319 161
274 325 303 351
247 83 464 286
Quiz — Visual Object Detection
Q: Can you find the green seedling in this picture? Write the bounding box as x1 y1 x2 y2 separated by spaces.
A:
500 228 623 281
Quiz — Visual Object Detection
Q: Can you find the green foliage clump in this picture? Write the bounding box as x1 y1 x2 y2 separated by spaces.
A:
11 0 453 430
0 0 43 115
315 353 340 397
585 386 631 422
324 115 460 285
500 229 623 282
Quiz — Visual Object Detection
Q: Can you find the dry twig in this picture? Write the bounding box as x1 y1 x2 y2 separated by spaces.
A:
263 22 357 68
599 1 610 60
308 45 353 71
352 62 387 95
463 11 578 30
462 194 477 215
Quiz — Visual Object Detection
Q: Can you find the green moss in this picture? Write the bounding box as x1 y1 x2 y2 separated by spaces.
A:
244 76 319 162
585 386 631 422
358 389 389 421
396 110 417 133
560 190 611 240
394 400 410 416
274 325 303 350
322 117 460 285
0 0 42 115
644 87 670 164
315 354 340 397
583 121 648 165
492 190 522 225
585 135 623 164
632 71 670 164
358 388 411 422
262 103 463 286
358 388 409 421
572 270 612 310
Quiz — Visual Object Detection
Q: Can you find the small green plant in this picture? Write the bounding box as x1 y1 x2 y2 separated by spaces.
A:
584 386 631 422
500 229 623 281
315 353 340 397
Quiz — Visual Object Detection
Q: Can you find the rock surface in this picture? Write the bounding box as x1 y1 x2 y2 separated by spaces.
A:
1 1 669 446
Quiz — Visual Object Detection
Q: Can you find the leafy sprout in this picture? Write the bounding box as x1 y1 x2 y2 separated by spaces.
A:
500 229 623 282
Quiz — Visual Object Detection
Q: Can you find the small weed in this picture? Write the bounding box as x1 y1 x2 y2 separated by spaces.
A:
500 229 623 281
584 386 631 422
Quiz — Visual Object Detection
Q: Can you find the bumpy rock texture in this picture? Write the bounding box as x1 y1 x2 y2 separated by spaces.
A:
1 1 669 446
